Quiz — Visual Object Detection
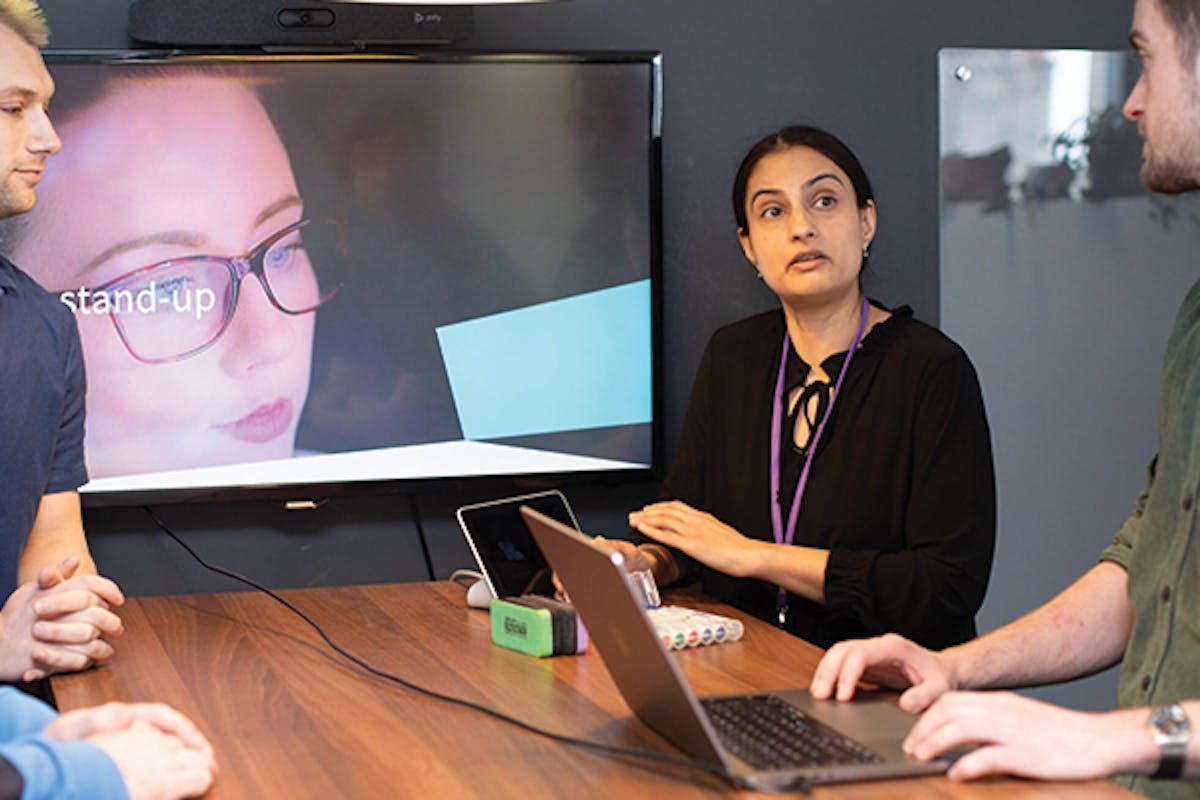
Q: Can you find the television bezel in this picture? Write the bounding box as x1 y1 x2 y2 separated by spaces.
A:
36 48 665 508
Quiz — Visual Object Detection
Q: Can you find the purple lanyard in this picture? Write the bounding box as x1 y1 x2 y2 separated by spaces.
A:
770 296 869 613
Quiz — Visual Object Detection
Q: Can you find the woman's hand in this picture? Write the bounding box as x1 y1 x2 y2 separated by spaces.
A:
628 501 766 579
550 536 675 600
591 537 657 574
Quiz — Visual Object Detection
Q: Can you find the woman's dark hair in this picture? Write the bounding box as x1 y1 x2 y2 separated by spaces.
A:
732 125 875 233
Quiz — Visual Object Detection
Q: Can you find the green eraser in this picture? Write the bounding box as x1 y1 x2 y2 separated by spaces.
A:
490 597 555 658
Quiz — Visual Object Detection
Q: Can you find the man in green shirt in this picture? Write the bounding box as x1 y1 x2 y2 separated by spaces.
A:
809 0 1200 796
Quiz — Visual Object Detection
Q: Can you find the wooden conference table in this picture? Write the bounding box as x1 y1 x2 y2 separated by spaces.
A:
50 582 1136 799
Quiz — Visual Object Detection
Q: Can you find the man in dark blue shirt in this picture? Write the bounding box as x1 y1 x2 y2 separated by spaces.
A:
0 2 216 798
0 0 123 684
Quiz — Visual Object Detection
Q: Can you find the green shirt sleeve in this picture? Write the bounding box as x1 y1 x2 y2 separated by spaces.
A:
1099 453 1157 570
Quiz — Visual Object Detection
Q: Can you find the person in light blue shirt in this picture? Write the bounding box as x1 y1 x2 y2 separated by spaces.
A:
0 686 215 800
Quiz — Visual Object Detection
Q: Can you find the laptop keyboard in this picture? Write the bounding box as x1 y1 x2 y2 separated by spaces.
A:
701 694 883 771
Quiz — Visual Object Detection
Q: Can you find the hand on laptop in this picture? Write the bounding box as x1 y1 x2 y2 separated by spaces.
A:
809 632 958 713
629 501 756 579
902 691 1143 782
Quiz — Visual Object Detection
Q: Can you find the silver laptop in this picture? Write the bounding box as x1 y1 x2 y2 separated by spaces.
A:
520 506 952 792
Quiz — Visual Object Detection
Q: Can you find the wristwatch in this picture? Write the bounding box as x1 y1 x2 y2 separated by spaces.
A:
1148 703 1191 780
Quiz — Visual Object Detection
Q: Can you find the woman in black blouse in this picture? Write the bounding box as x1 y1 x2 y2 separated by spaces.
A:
622 126 996 650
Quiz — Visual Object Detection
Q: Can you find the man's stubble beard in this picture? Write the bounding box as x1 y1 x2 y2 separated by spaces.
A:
1141 147 1200 193
1141 73 1200 194
0 181 35 222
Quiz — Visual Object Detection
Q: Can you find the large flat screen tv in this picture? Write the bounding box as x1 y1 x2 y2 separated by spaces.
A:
9 51 662 504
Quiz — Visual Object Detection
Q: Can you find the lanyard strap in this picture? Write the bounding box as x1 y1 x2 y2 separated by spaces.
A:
770 296 869 608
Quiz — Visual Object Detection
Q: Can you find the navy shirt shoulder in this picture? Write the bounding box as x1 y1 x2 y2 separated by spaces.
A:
0 257 88 597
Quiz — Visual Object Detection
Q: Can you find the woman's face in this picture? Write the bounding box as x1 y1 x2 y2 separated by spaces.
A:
737 146 876 310
15 79 316 478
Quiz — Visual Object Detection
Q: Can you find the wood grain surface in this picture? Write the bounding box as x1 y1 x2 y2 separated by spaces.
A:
50 583 1138 799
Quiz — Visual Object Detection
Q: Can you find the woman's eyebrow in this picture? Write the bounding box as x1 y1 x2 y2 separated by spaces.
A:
75 194 306 282
803 172 846 189
749 187 784 204
750 173 846 204
254 194 304 228
78 231 206 280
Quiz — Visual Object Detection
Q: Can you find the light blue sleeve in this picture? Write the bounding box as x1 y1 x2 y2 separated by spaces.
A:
0 688 127 800
0 689 56 741
0 739 127 800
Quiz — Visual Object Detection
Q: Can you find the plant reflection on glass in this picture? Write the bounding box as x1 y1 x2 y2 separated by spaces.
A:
1050 104 1146 201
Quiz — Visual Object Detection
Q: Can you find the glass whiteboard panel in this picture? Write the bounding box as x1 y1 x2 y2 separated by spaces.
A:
939 48 1199 710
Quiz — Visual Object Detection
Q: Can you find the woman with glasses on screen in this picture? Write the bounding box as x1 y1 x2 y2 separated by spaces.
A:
2 68 335 479
617 126 996 650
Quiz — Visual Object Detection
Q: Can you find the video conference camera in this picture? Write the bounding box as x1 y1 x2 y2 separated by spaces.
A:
127 0 474 47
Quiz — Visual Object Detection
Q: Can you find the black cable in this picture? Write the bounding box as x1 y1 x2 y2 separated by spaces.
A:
142 505 742 789
406 493 437 581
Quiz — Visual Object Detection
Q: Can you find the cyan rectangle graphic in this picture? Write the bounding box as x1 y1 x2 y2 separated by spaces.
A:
436 280 652 440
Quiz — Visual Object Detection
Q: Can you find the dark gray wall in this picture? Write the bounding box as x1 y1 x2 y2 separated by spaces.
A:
42 0 1139 709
